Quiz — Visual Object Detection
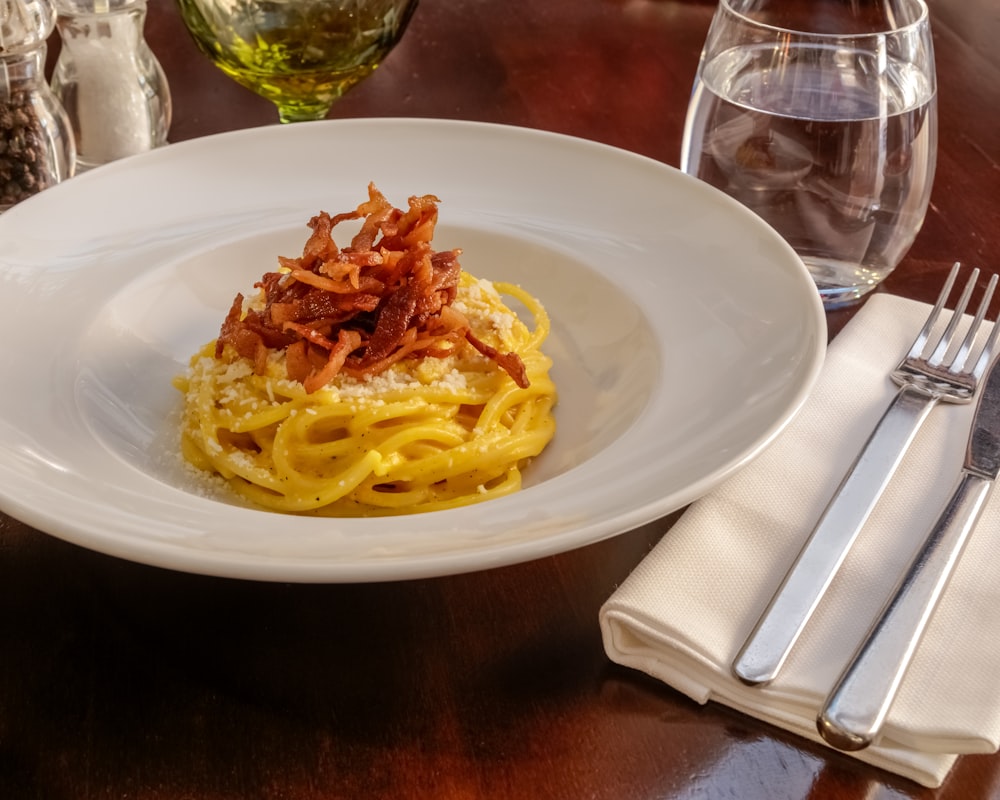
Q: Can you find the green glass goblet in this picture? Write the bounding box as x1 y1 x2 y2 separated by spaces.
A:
176 0 418 123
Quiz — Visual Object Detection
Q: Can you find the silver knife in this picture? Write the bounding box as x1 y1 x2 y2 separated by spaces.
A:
817 352 1000 752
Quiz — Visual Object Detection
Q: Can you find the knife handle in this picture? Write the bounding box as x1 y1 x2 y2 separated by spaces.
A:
817 470 994 751
732 385 937 686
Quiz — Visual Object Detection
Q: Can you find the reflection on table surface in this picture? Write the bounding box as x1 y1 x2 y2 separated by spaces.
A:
6 0 1000 797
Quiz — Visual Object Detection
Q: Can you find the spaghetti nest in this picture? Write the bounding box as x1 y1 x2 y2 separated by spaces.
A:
176 184 556 516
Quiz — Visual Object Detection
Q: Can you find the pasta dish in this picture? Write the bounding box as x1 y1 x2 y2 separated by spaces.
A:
176 184 556 515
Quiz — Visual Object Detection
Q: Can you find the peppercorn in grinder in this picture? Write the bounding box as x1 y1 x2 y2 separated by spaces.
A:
0 0 75 212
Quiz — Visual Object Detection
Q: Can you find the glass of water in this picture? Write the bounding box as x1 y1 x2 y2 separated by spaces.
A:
680 0 937 308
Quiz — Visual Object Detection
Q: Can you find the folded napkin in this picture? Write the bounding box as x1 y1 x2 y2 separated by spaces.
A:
600 293 1000 788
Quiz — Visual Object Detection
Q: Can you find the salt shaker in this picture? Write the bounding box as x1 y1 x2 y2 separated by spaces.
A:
50 0 171 172
0 0 75 212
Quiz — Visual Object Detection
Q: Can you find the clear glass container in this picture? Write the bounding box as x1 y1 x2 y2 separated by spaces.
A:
50 0 171 172
680 0 937 308
0 0 76 212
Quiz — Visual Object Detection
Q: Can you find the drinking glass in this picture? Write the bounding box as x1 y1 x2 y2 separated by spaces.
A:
680 0 937 308
176 0 418 124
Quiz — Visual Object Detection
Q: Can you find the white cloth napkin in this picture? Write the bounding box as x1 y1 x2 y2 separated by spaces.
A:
600 293 1000 788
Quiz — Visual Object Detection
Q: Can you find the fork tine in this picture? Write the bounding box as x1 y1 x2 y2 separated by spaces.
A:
971 285 1000 379
926 265 979 366
905 261 960 360
950 271 999 372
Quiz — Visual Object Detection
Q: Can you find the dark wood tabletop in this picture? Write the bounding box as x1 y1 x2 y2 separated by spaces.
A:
6 0 1000 797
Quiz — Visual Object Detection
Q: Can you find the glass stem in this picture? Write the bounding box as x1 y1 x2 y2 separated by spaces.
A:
276 101 335 124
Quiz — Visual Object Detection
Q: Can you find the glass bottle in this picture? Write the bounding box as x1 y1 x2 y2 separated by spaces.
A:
0 0 75 212
50 0 171 172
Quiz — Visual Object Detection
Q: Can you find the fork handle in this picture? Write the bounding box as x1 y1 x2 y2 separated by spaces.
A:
732 384 937 686
817 470 993 751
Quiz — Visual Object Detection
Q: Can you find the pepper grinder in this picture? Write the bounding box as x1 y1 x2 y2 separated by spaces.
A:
0 0 75 212
50 0 171 172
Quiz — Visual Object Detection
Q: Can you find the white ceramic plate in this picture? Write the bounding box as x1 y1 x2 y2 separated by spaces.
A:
0 118 826 582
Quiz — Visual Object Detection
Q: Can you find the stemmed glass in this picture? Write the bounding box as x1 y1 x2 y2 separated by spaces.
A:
176 0 418 123
680 0 937 308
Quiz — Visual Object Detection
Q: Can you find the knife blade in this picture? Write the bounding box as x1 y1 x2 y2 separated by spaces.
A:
817 351 1000 752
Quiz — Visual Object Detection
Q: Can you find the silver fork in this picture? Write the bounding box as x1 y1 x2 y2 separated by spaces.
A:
732 262 1000 687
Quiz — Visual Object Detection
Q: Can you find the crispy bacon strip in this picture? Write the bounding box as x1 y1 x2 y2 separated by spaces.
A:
464 331 530 390
214 184 529 392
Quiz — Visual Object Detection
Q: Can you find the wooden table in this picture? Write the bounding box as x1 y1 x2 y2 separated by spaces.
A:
5 0 999 797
